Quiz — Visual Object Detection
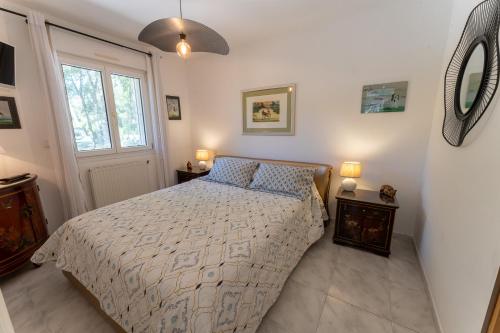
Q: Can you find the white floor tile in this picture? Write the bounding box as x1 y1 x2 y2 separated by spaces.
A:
316 296 392 333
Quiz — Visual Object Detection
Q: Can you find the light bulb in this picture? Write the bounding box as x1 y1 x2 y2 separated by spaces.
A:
176 33 191 59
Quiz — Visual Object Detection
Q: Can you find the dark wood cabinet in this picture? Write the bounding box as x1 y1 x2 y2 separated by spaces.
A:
0 175 48 276
333 188 399 257
176 167 210 184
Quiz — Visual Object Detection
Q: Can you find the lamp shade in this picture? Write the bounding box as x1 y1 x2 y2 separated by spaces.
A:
195 149 209 161
0 145 5 154
340 162 362 178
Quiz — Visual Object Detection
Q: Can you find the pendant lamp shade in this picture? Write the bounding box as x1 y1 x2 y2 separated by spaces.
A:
138 17 229 55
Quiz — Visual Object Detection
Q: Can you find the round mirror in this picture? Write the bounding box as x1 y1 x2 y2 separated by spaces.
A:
443 0 499 147
459 43 486 114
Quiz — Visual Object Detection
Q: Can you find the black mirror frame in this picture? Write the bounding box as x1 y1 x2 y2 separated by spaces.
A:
443 0 500 147
454 39 488 119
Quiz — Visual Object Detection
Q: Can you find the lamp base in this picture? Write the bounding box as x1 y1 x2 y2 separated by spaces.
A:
198 160 207 170
341 178 357 192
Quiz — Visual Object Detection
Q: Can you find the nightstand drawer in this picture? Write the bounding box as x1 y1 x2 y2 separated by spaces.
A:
337 203 391 247
337 203 363 241
178 173 195 183
360 207 391 248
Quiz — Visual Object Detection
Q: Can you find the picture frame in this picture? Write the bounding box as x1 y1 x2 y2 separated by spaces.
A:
242 83 296 135
361 81 408 114
0 96 20 129
166 95 181 120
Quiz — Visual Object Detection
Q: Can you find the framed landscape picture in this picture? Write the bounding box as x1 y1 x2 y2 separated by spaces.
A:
242 84 295 135
0 96 20 129
166 95 181 120
361 81 408 114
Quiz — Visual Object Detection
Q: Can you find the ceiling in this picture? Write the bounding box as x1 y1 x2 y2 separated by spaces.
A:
13 0 369 49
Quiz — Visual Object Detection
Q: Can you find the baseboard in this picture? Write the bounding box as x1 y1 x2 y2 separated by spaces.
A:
411 238 445 333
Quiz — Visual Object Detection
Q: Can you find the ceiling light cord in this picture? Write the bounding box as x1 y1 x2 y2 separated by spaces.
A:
179 0 183 21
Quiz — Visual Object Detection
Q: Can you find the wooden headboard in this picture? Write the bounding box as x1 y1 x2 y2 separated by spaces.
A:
215 155 333 206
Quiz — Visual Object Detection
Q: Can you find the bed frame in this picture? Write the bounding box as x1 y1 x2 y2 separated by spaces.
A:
63 156 333 333
63 271 126 332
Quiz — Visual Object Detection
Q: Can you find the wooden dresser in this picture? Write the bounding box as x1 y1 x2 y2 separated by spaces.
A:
0 175 48 276
333 188 399 257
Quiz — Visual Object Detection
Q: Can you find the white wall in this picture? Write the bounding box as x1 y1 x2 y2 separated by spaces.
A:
159 54 193 185
185 0 453 235
0 4 64 233
416 0 500 332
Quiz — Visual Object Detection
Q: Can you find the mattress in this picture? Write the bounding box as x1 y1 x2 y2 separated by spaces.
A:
32 179 325 333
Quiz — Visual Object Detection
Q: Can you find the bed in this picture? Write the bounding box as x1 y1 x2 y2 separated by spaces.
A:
31 156 332 333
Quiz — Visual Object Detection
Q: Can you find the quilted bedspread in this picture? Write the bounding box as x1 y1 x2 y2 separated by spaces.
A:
32 179 325 333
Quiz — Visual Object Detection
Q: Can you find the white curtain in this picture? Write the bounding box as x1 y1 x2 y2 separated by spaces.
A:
27 12 88 219
147 51 170 188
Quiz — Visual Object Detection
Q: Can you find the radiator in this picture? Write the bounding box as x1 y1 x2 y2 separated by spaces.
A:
89 160 152 208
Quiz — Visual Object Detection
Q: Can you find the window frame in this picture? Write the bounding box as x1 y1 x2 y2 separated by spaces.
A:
59 54 153 158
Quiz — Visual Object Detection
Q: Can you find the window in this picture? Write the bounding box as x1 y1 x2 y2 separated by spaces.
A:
111 74 146 148
61 60 150 155
62 65 112 152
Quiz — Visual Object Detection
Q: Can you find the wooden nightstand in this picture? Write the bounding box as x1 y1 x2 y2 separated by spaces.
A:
333 187 399 257
176 167 210 184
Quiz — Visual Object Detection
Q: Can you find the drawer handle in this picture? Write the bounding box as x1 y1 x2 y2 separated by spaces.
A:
22 204 33 218
362 209 366 213
1 199 13 209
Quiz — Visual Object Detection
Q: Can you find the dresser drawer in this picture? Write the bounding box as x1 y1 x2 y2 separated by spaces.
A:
0 191 37 262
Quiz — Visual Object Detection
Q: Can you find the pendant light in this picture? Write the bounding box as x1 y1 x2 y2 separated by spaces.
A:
176 33 191 59
175 0 191 59
138 0 229 57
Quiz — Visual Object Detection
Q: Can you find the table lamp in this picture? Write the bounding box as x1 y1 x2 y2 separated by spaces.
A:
195 149 209 170
340 161 362 191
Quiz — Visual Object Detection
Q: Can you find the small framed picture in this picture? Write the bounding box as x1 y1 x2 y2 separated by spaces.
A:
361 81 408 114
166 95 181 120
0 96 21 129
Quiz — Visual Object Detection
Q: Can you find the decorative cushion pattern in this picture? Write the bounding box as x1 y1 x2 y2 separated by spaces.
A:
204 157 259 188
249 163 316 200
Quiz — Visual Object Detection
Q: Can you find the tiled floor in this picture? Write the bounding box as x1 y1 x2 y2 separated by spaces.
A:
0 226 439 333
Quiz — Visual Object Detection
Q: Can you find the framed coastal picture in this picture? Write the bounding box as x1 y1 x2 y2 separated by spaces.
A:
0 96 20 129
166 95 181 120
242 84 295 135
361 81 408 114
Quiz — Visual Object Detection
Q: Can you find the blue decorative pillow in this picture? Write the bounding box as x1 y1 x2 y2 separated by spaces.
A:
249 163 316 200
204 157 259 188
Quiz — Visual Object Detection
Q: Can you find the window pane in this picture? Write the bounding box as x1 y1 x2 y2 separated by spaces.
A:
111 74 146 148
62 65 112 152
